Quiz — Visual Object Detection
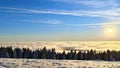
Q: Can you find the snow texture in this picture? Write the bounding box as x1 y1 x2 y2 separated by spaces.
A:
0 58 119 68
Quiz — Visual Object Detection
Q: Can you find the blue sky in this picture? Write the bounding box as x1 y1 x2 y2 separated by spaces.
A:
0 0 120 41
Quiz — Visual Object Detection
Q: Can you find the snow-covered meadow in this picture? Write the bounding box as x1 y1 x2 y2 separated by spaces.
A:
0 58 119 68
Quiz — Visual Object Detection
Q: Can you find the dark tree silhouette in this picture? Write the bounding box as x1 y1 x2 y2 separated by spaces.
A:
0 46 119 61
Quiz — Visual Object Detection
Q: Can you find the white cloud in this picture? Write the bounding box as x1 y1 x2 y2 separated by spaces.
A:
52 0 119 8
1 7 120 28
21 19 62 25
46 20 61 25
1 7 120 19
67 22 120 27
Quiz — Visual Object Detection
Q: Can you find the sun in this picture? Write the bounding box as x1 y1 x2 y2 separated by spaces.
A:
103 25 116 37
105 28 115 34
108 29 113 33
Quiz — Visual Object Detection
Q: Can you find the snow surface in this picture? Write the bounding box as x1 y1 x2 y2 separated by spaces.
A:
0 58 119 68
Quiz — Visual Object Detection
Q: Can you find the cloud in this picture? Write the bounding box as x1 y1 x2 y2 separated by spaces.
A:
21 19 62 25
46 20 61 25
1 7 120 27
52 0 119 8
67 22 120 27
21 19 120 27
78 0 118 8
1 7 120 18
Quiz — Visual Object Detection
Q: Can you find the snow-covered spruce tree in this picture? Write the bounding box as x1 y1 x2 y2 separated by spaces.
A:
86 49 96 60
77 51 84 60
70 50 73 59
13 48 22 58
72 50 77 60
41 47 47 59
62 51 66 59
6 47 13 58
51 48 56 59
46 50 51 59
0 47 9 58
22 48 32 58
32 49 40 59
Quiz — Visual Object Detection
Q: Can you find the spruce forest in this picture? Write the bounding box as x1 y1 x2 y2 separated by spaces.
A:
0 47 120 61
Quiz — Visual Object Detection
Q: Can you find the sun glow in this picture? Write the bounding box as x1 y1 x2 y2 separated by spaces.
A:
103 25 116 38
108 29 113 33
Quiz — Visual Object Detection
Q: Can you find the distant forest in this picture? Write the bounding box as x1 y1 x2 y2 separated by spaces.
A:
0 47 120 61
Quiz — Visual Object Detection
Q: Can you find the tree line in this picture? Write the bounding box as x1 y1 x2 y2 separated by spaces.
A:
0 46 120 61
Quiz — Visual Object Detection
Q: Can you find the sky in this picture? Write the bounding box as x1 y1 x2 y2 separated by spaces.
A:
0 0 120 41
